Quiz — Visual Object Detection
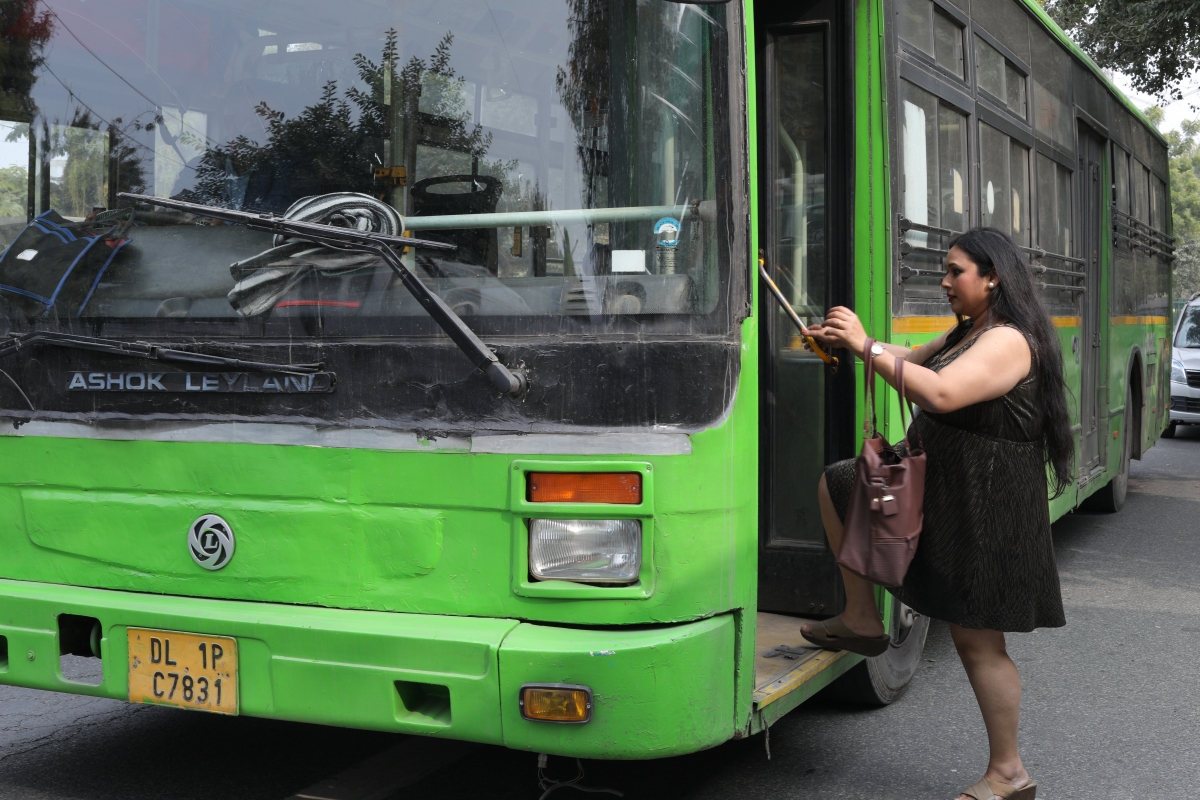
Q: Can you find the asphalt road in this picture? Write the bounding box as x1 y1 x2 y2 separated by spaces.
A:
3 430 1200 800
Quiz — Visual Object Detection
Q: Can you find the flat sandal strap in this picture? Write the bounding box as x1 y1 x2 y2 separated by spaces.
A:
963 779 996 800
816 617 856 639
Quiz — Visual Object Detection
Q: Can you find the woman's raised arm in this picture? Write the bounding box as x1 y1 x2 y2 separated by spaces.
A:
810 306 1031 413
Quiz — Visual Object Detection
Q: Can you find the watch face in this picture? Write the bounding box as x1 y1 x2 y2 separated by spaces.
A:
871 344 884 356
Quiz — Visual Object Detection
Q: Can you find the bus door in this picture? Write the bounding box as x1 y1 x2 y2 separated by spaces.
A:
756 0 856 616
1078 124 1105 473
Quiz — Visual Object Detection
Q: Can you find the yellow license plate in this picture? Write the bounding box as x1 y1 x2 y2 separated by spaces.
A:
127 628 238 715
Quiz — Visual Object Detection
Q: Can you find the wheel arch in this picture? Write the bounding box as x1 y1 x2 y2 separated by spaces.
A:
1126 348 1145 460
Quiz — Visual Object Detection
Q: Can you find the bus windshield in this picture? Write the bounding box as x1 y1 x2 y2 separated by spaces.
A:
0 0 732 336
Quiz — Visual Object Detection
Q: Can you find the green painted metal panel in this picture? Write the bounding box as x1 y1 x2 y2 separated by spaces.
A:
0 578 517 743
857 0 893 445
497 613 736 759
0 404 759 627
731 0 762 737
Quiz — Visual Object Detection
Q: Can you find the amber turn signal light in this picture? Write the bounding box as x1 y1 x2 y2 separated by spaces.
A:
519 684 593 723
527 472 642 504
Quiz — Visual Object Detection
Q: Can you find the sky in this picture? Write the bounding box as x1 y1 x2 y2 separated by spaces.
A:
0 122 26 172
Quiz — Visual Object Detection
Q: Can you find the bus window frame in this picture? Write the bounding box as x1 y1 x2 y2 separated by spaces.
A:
888 3 977 316
971 24 1031 123
977 118 1034 245
894 0 973 89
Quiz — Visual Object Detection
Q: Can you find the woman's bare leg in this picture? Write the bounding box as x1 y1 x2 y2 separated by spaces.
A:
950 624 1031 797
802 474 883 638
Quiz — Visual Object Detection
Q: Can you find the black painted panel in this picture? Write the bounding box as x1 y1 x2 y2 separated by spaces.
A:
0 337 740 432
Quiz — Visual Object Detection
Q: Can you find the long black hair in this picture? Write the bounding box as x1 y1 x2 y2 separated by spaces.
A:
946 227 1075 497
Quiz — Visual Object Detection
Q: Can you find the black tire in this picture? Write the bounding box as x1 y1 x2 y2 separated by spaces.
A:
1163 421 1178 439
828 600 930 706
1083 389 1132 513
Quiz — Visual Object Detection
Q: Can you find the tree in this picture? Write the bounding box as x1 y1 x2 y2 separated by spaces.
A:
0 164 26 217
0 0 53 124
1150 107 1200 297
185 30 501 212
1048 0 1200 99
555 0 610 210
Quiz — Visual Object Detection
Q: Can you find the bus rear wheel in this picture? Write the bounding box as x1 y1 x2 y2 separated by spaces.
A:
828 599 930 706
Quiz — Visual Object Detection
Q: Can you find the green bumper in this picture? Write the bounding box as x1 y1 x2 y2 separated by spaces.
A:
0 580 735 758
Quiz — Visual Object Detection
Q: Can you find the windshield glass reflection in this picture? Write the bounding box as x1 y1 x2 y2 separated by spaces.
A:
0 0 729 329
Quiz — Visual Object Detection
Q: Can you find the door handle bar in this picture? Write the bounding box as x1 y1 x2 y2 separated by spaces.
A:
758 253 839 374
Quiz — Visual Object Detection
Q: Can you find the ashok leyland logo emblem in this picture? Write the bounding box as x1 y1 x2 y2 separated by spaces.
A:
188 515 235 570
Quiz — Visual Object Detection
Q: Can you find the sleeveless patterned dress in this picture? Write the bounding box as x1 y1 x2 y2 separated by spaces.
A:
825 321 1066 632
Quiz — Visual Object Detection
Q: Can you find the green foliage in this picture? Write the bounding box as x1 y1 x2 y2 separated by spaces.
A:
47 120 108 217
1175 240 1200 301
1156 108 1200 298
1048 0 1200 99
0 165 27 217
0 0 53 124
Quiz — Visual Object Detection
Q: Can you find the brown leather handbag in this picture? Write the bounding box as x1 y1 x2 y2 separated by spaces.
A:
838 340 926 588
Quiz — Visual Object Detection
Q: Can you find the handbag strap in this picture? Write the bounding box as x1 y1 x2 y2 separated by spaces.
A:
862 338 878 439
895 357 910 435
863 340 924 450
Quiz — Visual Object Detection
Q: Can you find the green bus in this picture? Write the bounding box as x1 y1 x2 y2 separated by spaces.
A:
0 0 1171 759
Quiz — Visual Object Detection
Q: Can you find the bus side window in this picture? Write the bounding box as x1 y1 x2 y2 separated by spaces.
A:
1035 153 1072 259
1113 146 1130 216
1112 145 1136 317
1151 175 1167 234
896 0 966 79
1150 175 1170 315
975 35 1027 120
1134 162 1151 228
978 122 1031 246
1029 26 1074 152
899 81 968 236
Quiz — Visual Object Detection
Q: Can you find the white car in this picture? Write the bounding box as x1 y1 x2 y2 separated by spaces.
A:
1168 293 1200 437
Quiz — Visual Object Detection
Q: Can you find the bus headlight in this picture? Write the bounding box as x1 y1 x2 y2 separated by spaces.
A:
1172 359 1187 385
529 519 641 584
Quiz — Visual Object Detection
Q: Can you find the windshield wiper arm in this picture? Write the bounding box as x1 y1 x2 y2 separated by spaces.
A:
118 192 528 396
0 331 323 376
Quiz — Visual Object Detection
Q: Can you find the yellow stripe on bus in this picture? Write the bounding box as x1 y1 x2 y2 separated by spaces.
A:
891 316 1082 333
1111 315 1169 325
891 316 954 334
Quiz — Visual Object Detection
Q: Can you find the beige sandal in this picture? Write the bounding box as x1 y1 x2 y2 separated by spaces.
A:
960 777 1038 800
799 615 890 657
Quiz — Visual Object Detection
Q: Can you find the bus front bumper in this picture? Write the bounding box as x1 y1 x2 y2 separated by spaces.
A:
0 579 735 759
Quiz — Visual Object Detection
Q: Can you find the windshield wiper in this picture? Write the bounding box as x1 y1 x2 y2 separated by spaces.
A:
118 192 528 396
0 331 323 376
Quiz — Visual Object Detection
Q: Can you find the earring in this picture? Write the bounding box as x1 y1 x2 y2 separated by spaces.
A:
988 281 995 288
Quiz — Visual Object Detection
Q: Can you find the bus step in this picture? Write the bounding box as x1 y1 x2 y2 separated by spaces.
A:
753 612 850 710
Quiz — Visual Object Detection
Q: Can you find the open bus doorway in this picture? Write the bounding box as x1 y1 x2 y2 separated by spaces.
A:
752 0 930 712
755 0 855 620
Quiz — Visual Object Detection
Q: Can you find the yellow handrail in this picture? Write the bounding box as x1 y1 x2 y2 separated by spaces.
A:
758 255 839 374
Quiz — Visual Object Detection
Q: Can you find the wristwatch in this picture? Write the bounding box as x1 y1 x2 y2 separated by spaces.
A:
869 342 885 359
